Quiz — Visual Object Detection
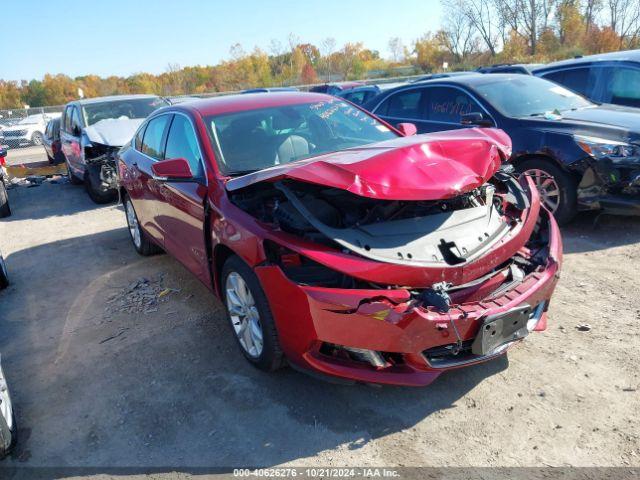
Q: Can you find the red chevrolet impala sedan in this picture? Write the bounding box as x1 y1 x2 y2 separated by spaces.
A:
117 92 562 386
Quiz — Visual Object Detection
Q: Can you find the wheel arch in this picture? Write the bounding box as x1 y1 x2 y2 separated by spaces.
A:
212 243 237 299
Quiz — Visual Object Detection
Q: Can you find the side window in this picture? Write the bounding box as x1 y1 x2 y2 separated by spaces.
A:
426 87 479 123
70 107 82 134
541 67 594 97
380 89 424 119
602 66 640 108
141 115 170 160
134 124 146 151
343 91 367 106
63 106 72 132
164 115 204 178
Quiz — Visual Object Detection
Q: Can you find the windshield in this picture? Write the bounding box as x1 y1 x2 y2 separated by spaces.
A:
205 99 397 176
82 97 168 126
473 76 593 118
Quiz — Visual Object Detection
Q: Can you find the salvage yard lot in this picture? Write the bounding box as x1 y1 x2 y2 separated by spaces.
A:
0 148 639 469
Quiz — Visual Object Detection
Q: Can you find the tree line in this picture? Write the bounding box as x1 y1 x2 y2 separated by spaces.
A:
1 0 639 109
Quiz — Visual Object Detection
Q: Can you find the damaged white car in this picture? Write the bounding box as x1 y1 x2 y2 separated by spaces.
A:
60 95 169 203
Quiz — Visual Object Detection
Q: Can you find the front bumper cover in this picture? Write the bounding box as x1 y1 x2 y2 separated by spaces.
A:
255 211 562 387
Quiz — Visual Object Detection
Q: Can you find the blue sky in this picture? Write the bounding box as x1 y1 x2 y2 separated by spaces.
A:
4 0 441 81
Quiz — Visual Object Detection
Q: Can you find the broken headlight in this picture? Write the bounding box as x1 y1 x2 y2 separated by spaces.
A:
574 134 639 161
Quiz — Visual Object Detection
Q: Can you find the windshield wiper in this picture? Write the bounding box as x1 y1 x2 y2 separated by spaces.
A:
227 169 260 177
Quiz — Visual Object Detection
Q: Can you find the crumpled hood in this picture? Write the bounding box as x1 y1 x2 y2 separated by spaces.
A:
83 117 144 147
226 128 512 201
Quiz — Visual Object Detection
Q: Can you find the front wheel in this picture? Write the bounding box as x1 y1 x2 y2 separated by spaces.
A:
84 167 116 204
0 254 9 289
0 181 11 218
516 158 577 225
31 131 43 146
222 255 284 372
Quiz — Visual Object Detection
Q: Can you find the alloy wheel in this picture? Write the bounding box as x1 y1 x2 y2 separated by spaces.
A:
125 200 142 249
225 272 264 358
523 168 560 213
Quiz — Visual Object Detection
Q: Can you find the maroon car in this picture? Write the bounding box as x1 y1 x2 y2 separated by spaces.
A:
117 93 561 386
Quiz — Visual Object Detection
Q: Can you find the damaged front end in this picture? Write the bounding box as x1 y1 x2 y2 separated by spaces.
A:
575 134 640 216
84 142 119 191
225 129 562 385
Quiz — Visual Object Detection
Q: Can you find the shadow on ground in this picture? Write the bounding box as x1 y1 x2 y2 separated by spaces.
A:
558 211 640 255
3 182 117 222
0 226 508 471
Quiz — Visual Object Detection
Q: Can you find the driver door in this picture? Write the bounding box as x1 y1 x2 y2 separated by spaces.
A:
153 113 210 286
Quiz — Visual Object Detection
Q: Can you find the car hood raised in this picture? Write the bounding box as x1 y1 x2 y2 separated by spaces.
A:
83 117 144 147
225 128 512 201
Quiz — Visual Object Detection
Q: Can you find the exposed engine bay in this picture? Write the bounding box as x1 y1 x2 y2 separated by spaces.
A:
229 164 551 313
84 143 119 191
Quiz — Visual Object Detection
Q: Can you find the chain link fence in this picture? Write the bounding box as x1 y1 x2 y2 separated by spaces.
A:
0 70 430 150
0 105 64 149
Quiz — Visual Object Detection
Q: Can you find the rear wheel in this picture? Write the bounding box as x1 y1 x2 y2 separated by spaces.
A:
516 157 577 225
0 180 11 218
123 194 161 256
222 255 284 372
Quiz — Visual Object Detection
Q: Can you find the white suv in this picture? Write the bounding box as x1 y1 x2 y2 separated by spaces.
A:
1 113 61 147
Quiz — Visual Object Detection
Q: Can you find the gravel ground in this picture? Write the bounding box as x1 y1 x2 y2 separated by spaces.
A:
0 148 638 472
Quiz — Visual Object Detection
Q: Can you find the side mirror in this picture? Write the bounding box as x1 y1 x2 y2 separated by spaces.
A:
0 148 7 158
396 122 417 136
72 125 82 136
461 112 494 127
151 158 193 181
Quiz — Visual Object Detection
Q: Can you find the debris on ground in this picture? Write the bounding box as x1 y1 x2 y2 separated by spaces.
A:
576 323 592 332
105 276 180 315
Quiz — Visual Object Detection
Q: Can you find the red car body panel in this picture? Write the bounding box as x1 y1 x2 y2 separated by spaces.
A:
118 92 562 386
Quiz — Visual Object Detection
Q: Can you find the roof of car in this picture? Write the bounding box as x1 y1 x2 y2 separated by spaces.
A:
177 92 338 116
362 73 522 111
72 94 161 106
477 63 543 72
534 49 640 71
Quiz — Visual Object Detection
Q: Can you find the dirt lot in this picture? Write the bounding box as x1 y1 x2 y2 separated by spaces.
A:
0 147 639 470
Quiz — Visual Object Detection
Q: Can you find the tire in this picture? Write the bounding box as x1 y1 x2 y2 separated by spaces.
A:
84 167 116 204
0 180 11 218
221 255 285 372
0 254 9 289
123 194 161 256
66 161 83 185
516 157 577 225
31 131 43 146
0 411 16 460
